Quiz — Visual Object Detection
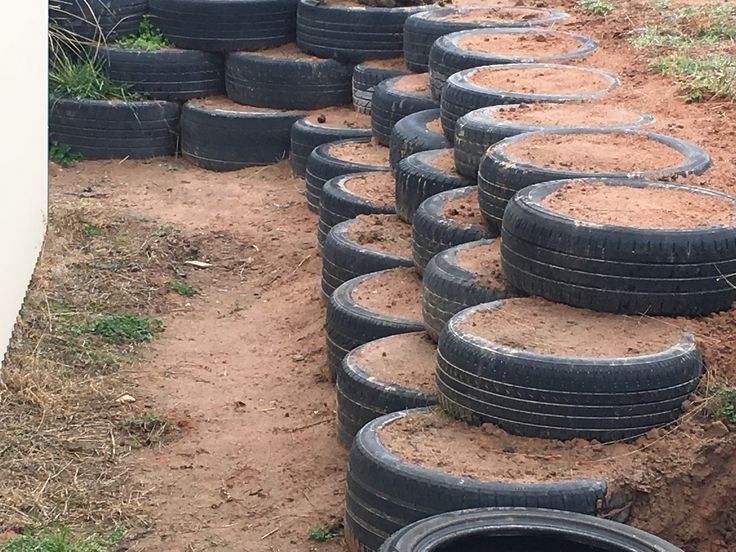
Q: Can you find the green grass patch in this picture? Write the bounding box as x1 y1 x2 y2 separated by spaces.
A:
167 280 196 297
77 315 162 345
49 57 141 101
713 387 736 424
115 16 172 51
651 53 736 101
82 225 104 237
49 142 83 167
578 0 616 16
308 526 342 543
1 527 124 552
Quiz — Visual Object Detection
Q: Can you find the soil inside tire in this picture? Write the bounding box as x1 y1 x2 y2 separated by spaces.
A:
466 66 610 95
428 151 460 175
351 267 422 319
344 214 412 257
249 43 320 60
441 189 484 226
490 103 645 127
362 57 408 70
456 32 584 57
440 7 555 23
329 141 390 166
393 73 432 95
304 107 371 129
455 240 508 290
342 172 396 207
189 96 300 114
426 117 444 135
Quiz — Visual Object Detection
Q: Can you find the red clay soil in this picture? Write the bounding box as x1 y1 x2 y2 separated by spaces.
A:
189 96 303 114
341 172 396 207
490 102 646 127
329 140 390 166
503 132 687 172
439 7 555 23
361 57 407 70
441 189 484 226
456 31 584 57
351 267 423 320
305 107 371 129
454 239 509 290
467 65 611 95
425 117 444 135
351 332 437 393
542 181 734 228
393 73 431 95
249 42 318 60
427 150 459 174
343 214 412 257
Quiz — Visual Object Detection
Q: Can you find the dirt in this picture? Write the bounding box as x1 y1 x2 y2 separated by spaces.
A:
351 267 423 320
341 172 396 207
392 73 431 95
189 96 302 115
438 7 556 23
249 42 317 60
502 132 688 172
456 30 585 57
441 189 484 226
361 57 407 70
454 239 509 290
425 117 443 135
343 214 412 257
458 297 682 357
466 65 612 95
304 107 371 129
329 140 390 167
427 150 458 174
351 332 437 393
542 181 735 228
489 102 647 127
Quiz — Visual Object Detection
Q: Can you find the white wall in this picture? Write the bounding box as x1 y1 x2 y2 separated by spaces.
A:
0 2 48 358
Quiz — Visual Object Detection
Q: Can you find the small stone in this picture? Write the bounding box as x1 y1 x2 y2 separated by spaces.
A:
644 427 662 440
317 114 327 123
681 399 694 413
115 394 136 405
704 421 730 439
292 354 305 362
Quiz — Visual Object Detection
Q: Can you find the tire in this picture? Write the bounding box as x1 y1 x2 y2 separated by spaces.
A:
326 268 424 381
403 7 569 73
290 110 373 177
436 300 702 441
380 508 684 552
99 46 225 101
345 408 612 552
336 332 438 447
149 0 297 51
297 0 429 63
353 60 409 115
49 0 147 41
421 239 521 341
225 47 352 110
321 215 414 300
500 177 736 316
411 186 491 274
478 129 712 232
49 97 180 160
389 109 450 171
428 28 596 100
181 99 302 171
440 63 619 141
319 172 397 249
453 103 654 179
371 74 440 146
395 148 472 223
305 138 390 213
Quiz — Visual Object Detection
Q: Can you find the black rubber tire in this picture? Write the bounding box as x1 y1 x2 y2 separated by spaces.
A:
49 97 180 160
225 49 352 110
319 173 397 249
428 28 596 100
500 177 736 316
49 0 147 41
149 0 297 51
336 332 438 447
181 100 302 171
402 7 569 73
436 300 702 441
453 104 654 179
478 129 712 232
411 186 491 274
290 114 373 177
345 408 613 552
380 508 684 552
421 239 521 341
371 75 440 146
100 46 225 101
305 138 390 213
388 109 450 171
297 0 428 63
321 215 414 300
326 269 424 381
440 63 619 141
353 60 409 115
395 149 472 223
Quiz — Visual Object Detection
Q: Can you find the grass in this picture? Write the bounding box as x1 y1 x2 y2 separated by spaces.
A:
1 527 124 552
77 315 162 345
713 388 736 424
115 17 172 51
308 526 342 543
578 0 617 16
49 55 141 101
122 412 169 448
49 142 83 167
167 280 196 297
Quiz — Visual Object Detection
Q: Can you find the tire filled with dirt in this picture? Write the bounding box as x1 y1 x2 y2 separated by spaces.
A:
305 138 390 213
501 178 735 316
422 239 521 341
453 103 654 178
322 214 414 300
49 0 147 41
395 148 472 223
428 28 597 100
326 267 424 380
226 44 353 110
371 74 440 146
403 6 568 73
181 97 303 171
319 172 397 248
478 129 712 232
290 108 373 177
99 46 226 101
353 59 409 115
336 332 438 447
49 97 180 160
440 63 619 140
411 186 490 273
388 109 451 170
149 0 298 51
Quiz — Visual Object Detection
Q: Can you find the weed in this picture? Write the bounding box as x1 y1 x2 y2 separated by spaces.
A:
116 16 172 51
713 388 736 423
578 0 616 16
78 314 162 345
49 142 83 167
49 55 141 101
122 412 169 447
308 526 342 543
1 527 124 552
167 280 196 297
83 225 104 237
651 53 736 101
